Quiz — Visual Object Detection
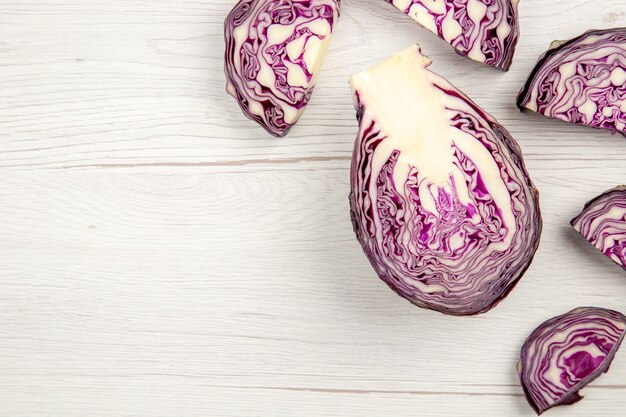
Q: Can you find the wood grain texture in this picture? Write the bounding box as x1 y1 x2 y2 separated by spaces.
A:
0 1 625 416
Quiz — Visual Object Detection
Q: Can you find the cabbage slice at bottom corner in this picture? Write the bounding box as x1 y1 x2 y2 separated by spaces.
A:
518 307 626 415
348 45 542 316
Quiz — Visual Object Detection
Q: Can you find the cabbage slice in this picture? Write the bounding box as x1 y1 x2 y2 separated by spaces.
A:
518 307 626 415
349 45 541 316
517 28 626 136
571 186 626 270
383 0 520 70
224 0 341 137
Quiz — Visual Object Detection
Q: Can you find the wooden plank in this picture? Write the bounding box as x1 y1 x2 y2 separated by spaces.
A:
0 1 625 169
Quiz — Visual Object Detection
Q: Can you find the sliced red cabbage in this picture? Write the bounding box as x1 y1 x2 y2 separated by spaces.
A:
383 0 520 70
517 28 626 136
571 186 626 270
518 307 626 415
224 0 341 137
349 45 541 316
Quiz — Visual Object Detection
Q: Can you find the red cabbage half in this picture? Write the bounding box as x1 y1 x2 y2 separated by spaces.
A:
517 28 626 136
349 45 541 316
518 307 626 415
571 186 626 270
224 0 341 137
382 0 520 70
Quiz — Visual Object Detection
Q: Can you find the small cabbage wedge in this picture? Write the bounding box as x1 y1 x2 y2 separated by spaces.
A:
224 0 341 137
518 28 626 136
571 186 626 270
349 45 541 316
383 0 520 70
518 307 626 415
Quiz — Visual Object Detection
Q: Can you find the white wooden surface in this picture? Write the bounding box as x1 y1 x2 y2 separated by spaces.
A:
1 1 626 416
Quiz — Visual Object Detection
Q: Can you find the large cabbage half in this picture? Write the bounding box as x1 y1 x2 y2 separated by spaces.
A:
349 45 541 315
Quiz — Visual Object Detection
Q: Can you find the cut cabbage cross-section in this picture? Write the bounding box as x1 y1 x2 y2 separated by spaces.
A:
518 307 626 415
571 186 626 270
383 0 520 70
224 0 341 137
349 45 541 316
517 28 626 136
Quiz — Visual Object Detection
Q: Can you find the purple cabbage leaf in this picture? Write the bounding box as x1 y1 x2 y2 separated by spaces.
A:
224 0 341 137
571 185 626 270
382 0 520 70
349 45 541 316
517 28 626 136
518 307 626 415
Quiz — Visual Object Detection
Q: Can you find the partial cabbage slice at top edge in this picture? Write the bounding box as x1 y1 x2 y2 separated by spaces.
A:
224 0 341 137
571 185 626 270
383 0 520 70
349 45 542 316
518 307 626 415
517 28 626 136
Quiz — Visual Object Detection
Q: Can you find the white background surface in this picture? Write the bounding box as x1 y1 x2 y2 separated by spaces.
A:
1 0 625 416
